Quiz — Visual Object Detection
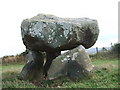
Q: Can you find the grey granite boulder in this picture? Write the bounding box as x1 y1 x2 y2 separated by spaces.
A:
47 45 94 80
21 14 99 52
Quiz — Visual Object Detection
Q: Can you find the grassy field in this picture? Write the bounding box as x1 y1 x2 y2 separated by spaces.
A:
1 59 119 88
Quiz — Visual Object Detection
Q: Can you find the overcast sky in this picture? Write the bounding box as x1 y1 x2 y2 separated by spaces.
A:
0 0 119 57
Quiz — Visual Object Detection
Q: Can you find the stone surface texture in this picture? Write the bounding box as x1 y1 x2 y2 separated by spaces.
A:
21 14 99 52
19 51 44 81
47 45 94 80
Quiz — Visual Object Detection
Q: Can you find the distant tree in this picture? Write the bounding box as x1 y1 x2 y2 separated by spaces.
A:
111 43 120 54
101 47 107 52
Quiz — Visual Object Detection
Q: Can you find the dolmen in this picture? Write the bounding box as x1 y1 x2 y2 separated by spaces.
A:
19 14 99 81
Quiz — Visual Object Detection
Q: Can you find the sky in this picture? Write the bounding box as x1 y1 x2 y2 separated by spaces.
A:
0 0 119 57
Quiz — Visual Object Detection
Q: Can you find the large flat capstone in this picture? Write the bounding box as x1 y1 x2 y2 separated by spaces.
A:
21 14 99 52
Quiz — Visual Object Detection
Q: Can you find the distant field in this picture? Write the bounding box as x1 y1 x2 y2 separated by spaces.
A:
1 59 119 88
2 64 24 72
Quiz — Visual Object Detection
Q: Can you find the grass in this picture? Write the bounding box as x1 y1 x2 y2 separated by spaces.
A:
2 64 24 72
1 59 119 88
62 67 118 88
92 59 118 65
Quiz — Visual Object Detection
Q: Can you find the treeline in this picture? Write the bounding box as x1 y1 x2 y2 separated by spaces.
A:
1 43 120 65
90 43 120 60
1 53 27 65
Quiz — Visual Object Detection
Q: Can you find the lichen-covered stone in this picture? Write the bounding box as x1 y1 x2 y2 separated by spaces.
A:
47 45 94 80
20 14 99 81
19 51 44 81
21 14 99 52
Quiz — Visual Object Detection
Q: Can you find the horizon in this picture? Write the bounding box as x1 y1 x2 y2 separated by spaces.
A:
0 0 119 57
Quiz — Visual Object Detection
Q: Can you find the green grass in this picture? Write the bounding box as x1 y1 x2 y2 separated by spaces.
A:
1 59 119 88
92 59 118 65
62 68 118 88
2 64 24 72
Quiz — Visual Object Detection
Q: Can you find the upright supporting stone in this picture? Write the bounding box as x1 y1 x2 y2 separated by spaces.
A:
47 45 94 80
43 51 61 77
19 51 44 81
